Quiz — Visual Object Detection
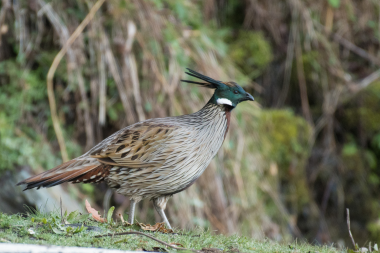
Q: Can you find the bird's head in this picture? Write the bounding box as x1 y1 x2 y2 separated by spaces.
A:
181 68 254 108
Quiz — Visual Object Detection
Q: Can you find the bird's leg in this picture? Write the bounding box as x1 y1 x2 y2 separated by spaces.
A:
153 197 172 229
128 199 136 224
155 207 172 229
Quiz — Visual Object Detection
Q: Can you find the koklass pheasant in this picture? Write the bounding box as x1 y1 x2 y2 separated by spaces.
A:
18 69 254 229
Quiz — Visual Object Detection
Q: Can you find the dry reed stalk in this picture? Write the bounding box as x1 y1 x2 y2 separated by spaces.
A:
128 54 145 121
324 4 334 34
260 180 302 238
312 68 380 146
101 29 137 125
295 32 313 126
85 19 100 140
346 208 356 249
24 13 45 70
76 70 95 149
97 39 107 126
277 7 298 107
122 21 145 122
0 0 11 46
41 0 105 162
232 132 248 208
314 22 380 67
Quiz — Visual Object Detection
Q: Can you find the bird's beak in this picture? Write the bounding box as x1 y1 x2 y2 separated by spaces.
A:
245 92 254 101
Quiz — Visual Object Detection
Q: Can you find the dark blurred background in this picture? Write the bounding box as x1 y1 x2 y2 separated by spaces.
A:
0 0 380 246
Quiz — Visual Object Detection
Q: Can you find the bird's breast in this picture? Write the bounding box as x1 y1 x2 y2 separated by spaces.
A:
161 108 229 191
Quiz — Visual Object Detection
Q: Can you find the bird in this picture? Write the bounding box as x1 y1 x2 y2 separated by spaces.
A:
17 68 254 229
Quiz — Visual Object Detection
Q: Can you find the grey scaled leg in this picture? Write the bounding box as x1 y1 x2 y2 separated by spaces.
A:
128 199 136 224
153 197 172 229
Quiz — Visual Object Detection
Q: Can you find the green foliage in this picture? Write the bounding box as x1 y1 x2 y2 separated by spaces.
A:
340 82 380 177
328 0 341 8
368 219 380 242
28 209 90 235
229 31 273 78
0 60 59 172
107 206 115 225
302 51 322 80
342 142 359 156
373 133 380 151
257 109 311 166
255 109 312 211
344 82 380 135
0 58 81 173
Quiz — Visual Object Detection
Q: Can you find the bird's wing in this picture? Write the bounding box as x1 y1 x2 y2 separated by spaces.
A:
17 121 184 190
88 121 180 168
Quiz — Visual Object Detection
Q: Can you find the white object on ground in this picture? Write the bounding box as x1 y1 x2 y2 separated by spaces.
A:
0 243 145 253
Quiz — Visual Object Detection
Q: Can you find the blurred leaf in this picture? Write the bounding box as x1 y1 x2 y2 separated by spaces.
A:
342 143 358 156
365 151 377 169
73 224 87 233
67 211 79 223
144 102 152 112
372 133 380 150
107 206 115 225
369 173 380 185
229 31 273 78
328 0 340 8
50 225 65 235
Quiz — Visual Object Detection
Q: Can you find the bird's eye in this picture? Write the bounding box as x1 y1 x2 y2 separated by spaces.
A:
234 90 239 94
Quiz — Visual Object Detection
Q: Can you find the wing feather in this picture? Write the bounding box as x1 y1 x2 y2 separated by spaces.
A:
88 122 179 169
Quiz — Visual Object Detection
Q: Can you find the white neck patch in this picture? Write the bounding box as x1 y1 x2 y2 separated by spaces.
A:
216 98 233 106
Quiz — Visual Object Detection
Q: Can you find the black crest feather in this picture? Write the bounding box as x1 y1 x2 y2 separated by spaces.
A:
181 68 223 89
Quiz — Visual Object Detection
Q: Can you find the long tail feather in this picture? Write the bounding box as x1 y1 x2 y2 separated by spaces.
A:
17 159 112 190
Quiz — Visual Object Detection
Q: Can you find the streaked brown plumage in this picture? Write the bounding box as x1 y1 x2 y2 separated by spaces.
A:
17 69 254 229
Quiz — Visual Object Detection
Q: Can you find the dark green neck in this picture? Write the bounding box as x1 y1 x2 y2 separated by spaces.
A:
205 94 235 111
207 94 218 106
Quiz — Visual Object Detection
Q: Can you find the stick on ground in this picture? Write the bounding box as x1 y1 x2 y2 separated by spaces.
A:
95 231 198 252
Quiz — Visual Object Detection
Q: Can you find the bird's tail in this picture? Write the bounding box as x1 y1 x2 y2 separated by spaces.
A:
17 158 112 190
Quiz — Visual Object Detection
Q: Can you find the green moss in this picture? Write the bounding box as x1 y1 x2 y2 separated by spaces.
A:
229 31 273 78
255 109 313 211
257 109 311 166
343 82 380 135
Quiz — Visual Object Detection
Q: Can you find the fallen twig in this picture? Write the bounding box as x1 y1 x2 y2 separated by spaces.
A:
347 208 356 249
95 231 198 252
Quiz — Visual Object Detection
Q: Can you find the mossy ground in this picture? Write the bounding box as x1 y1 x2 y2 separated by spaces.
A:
0 211 343 252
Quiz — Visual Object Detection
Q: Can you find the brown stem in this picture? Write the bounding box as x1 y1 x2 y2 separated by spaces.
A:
295 33 313 126
45 0 105 162
277 7 298 107
101 29 137 125
346 208 356 249
0 0 11 47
